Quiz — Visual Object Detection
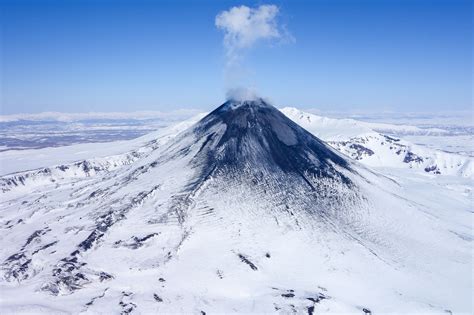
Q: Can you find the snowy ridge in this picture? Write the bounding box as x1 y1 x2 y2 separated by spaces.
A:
0 114 210 195
281 107 449 137
328 134 474 177
0 151 142 194
0 113 206 177
281 107 473 177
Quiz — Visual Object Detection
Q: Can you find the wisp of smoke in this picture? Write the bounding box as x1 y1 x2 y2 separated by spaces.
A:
215 4 292 101
226 87 259 102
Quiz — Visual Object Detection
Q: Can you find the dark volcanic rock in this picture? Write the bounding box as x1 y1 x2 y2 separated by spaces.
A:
403 151 423 164
193 99 354 187
238 253 258 271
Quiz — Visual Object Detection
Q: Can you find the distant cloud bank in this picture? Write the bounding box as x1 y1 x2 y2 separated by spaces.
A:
0 109 201 123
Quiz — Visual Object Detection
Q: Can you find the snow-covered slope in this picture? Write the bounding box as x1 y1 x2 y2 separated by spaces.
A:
0 114 206 176
281 107 473 177
0 100 472 314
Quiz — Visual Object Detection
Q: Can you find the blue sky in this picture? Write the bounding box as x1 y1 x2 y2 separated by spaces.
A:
1 0 472 114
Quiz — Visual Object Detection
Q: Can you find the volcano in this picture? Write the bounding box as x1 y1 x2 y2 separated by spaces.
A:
0 99 470 314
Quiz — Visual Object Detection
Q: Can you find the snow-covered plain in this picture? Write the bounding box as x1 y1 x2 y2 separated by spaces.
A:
0 102 472 314
0 110 200 152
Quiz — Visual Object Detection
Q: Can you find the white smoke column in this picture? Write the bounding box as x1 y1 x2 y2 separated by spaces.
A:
215 4 281 65
215 4 291 100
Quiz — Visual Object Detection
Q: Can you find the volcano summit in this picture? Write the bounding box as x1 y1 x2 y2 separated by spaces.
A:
0 99 471 313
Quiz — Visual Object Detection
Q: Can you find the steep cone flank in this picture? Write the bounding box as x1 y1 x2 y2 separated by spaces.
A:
191 99 355 188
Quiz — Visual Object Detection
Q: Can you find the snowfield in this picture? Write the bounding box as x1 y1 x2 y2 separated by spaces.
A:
281 107 473 178
0 101 472 314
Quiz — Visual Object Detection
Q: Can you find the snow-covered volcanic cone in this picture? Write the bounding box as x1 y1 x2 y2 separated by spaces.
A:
0 99 471 314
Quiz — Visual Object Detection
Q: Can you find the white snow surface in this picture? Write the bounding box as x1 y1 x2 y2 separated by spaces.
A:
281 107 474 178
0 103 472 314
0 114 206 176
